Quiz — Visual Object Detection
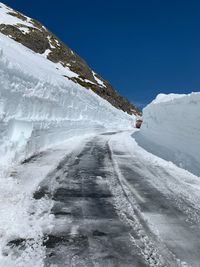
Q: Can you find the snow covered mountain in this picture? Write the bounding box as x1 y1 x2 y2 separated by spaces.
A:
0 2 140 115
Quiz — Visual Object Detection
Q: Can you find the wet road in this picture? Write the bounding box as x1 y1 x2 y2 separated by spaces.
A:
34 136 148 267
29 132 200 267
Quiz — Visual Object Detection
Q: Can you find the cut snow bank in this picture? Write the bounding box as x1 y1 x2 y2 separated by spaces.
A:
0 33 134 172
135 93 200 176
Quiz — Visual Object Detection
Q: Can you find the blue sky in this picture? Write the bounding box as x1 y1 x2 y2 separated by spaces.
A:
2 0 200 108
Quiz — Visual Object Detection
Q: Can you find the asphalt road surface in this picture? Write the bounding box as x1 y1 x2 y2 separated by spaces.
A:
12 132 200 267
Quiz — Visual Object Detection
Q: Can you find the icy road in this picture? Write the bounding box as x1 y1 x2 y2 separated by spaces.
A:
5 131 200 267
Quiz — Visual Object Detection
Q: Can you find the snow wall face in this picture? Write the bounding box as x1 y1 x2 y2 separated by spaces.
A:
0 33 134 171
136 93 200 176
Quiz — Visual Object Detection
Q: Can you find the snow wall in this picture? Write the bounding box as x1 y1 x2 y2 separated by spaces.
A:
135 93 200 176
0 33 134 171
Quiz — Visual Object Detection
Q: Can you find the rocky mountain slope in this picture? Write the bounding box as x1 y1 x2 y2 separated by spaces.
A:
0 2 140 115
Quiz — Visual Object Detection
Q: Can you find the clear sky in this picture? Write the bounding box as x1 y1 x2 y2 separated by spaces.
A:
2 0 200 107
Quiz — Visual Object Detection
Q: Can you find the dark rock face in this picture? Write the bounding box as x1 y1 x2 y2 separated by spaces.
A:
0 3 141 115
0 24 49 54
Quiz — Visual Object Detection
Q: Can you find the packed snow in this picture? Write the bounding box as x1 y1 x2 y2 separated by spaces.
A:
136 92 200 176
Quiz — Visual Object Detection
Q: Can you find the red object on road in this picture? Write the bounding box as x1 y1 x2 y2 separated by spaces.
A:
135 119 143 128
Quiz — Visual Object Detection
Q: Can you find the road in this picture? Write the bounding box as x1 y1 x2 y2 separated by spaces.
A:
9 131 200 267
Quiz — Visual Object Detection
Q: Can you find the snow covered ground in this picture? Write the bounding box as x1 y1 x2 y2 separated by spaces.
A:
136 93 200 176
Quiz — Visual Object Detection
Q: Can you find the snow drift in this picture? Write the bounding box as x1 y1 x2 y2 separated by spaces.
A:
135 93 200 176
0 32 134 172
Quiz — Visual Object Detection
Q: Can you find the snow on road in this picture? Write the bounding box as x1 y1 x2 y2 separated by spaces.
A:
1 130 200 266
0 134 95 267
109 130 200 267
0 5 199 266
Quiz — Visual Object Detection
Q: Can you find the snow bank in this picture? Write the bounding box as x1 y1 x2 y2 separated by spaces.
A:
0 32 134 172
135 93 200 176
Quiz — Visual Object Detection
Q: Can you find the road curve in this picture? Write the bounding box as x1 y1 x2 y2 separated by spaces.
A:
16 131 200 267
34 135 148 267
